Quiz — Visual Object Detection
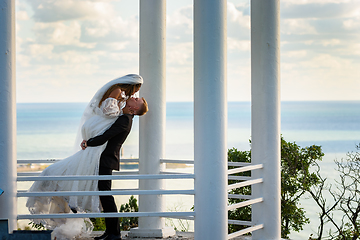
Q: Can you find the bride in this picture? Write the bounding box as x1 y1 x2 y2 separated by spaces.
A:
26 74 143 239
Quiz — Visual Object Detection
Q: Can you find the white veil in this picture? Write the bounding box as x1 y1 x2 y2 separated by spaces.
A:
73 74 143 152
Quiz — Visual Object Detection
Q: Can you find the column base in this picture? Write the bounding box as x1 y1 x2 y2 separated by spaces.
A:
128 227 175 238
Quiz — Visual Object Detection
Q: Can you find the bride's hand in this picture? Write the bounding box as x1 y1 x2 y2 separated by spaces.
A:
81 140 87 150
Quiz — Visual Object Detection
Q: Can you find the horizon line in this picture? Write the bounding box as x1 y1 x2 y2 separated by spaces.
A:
16 100 360 104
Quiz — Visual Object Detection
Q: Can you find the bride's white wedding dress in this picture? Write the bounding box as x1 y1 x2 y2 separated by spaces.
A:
26 74 143 239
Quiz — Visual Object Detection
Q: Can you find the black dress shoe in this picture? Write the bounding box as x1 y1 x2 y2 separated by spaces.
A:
94 232 108 240
104 233 121 240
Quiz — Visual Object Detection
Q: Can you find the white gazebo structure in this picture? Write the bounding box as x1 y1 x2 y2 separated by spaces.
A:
0 0 281 239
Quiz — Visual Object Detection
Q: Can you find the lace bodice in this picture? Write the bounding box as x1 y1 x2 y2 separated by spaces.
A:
80 98 125 141
94 97 125 117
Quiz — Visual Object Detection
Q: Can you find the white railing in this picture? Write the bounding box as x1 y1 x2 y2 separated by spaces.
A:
16 158 195 222
17 158 265 239
227 162 264 240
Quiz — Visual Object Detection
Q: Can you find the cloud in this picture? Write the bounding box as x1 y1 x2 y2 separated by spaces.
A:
14 0 360 102
166 5 193 42
80 15 138 43
282 50 308 60
281 52 359 101
343 15 360 30
16 10 29 20
25 0 139 45
283 0 354 4
167 42 193 66
281 1 360 19
280 0 360 66
15 1 141 103
227 2 250 40
27 0 115 22
228 38 250 52
32 21 93 47
18 0 139 60
282 19 318 35
228 2 250 28
28 43 54 56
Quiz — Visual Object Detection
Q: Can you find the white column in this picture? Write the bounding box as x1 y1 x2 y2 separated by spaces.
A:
129 0 175 238
194 0 227 239
0 0 17 234
251 0 281 239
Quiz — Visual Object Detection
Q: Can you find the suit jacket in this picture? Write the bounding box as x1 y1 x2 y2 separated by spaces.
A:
86 114 133 171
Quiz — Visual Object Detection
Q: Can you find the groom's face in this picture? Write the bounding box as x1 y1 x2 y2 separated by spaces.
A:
127 97 142 109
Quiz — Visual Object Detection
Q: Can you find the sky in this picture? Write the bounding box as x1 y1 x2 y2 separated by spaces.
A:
15 0 360 103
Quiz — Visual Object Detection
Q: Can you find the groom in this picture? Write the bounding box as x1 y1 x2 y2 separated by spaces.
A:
81 97 148 240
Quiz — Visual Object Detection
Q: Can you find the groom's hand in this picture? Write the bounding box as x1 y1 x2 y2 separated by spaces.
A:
81 140 87 150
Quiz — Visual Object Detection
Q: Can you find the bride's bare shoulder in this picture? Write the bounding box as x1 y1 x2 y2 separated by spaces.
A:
108 88 122 99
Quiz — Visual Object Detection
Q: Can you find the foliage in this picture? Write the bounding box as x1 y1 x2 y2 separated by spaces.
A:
90 217 106 231
119 195 139 231
227 147 252 234
28 222 46 230
166 204 191 232
227 137 324 239
280 139 323 237
91 195 139 231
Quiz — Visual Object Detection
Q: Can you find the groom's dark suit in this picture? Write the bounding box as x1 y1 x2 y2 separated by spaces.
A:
86 114 134 236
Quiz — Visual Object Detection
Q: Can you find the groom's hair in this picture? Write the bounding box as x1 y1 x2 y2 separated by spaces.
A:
136 97 148 116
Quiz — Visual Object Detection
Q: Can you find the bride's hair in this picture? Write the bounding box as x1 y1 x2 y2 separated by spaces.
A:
99 83 141 107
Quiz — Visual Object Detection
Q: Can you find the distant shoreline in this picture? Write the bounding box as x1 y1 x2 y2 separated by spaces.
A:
15 100 360 104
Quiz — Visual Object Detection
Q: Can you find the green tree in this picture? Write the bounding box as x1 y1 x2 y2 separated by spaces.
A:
119 195 139 231
91 195 139 231
228 137 324 239
280 139 323 237
227 147 252 234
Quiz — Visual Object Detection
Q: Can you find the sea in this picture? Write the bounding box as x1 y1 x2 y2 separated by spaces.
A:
16 101 360 239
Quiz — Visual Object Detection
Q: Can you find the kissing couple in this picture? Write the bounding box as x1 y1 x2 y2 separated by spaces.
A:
27 74 148 240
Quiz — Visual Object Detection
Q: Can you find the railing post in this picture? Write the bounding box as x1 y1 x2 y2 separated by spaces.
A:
0 0 17 233
130 0 175 238
194 0 228 239
251 0 281 239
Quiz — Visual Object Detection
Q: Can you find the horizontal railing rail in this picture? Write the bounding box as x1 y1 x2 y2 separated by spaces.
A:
227 178 263 191
227 224 264 240
18 158 197 165
228 198 263 211
227 164 263 175
18 189 195 197
228 220 253 226
17 173 195 182
17 158 140 164
17 188 139 193
17 170 139 177
160 159 194 164
228 162 252 167
228 175 251 181
19 159 260 168
18 211 195 220
228 194 252 200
